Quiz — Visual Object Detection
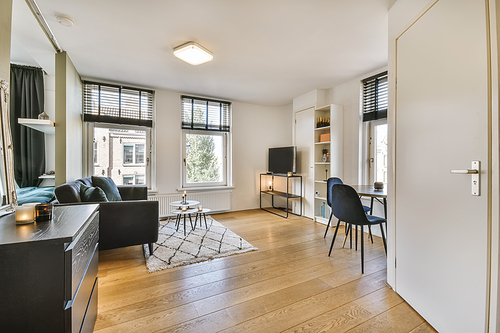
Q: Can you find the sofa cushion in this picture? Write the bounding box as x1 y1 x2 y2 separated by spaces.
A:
91 176 122 201
80 185 108 202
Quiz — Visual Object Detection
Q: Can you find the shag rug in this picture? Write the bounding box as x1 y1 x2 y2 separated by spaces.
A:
143 216 258 273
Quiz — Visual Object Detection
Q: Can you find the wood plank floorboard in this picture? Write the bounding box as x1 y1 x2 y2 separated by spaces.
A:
94 210 436 333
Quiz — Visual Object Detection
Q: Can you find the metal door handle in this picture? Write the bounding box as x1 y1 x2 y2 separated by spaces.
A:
450 169 478 174
450 161 480 196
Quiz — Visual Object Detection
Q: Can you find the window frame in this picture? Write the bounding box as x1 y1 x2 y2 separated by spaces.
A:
85 122 153 189
181 129 229 189
122 143 145 166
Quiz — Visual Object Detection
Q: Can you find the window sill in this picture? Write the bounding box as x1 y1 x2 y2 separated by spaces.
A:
178 185 234 191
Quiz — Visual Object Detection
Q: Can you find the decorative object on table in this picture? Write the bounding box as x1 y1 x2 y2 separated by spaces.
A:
37 111 50 120
35 202 53 221
15 205 35 224
374 182 384 190
143 216 258 273
315 190 320 197
287 172 292 177
321 148 328 162
181 206 187 212
181 190 187 204
198 205 203 211
268 181 272 191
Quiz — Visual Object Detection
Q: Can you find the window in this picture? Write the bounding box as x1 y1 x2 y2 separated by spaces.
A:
83 81 154 188
362 71 388 122
123 143 144 165
181 96 231 188
92 126 150 186
361 71 388 184
93 141 98 165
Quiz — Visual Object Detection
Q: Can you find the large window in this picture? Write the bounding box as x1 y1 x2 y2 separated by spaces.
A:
84 81 153 187
362 71 388 184
93 126 150 186
181 96 231 188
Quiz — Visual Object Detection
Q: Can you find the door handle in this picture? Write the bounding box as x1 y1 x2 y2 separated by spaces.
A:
450 169 478 174
450 161 480 196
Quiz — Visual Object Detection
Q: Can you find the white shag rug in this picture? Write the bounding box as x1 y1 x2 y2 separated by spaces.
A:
143 216 258 273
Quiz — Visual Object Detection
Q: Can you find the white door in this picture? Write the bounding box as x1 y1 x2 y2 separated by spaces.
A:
395 0 491 331
294 107 314 218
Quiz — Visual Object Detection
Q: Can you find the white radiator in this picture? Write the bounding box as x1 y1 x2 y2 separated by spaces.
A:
148 190 232 217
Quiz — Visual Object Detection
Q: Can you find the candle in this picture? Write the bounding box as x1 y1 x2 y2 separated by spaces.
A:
198 205 203 212
15 205 35 224
181 206 188 212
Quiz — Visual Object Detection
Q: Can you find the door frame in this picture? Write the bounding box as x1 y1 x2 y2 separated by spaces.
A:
388 0 500 329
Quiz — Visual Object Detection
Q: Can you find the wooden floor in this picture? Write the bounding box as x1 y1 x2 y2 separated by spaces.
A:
94 209 436 333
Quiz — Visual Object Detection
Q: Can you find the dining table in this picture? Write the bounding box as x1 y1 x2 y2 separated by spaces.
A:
351 185 387 219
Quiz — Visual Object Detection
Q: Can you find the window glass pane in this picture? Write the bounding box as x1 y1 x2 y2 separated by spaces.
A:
93 141 98 165
135 144 144 164
123 145 134 164
135 175 145 185
374 124 388 183
93 127 147 185
185 133 223 184
123 175 133 185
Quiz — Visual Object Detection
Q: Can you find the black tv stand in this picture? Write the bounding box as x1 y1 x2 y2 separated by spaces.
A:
260 173 302 218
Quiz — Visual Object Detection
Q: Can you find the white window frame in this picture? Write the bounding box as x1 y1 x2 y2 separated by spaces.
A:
365 119 388 184
181 129 229 189
84 122 154 189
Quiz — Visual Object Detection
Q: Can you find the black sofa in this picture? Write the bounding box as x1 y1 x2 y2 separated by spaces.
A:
54 177 158 254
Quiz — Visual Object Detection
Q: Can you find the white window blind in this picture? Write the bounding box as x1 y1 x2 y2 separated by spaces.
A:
362 71 388 122
181 95 231 132
83 81 154 127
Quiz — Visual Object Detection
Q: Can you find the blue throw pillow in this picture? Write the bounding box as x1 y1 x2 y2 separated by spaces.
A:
91 176 122 201
80 185 108 202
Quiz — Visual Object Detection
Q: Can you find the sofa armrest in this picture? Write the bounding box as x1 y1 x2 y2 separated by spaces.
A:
117 186 148 201
98 200 159 251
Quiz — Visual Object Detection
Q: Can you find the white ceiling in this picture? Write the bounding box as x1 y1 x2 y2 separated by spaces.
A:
10 0 396 106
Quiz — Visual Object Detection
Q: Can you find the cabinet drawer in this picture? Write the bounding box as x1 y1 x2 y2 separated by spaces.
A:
80 277 98 333
67 245 98 333
65 211 99 300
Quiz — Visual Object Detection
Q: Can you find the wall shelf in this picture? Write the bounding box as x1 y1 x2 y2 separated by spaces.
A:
18 118 55 135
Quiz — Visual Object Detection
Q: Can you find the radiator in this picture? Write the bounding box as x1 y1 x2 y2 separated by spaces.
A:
148 190 232 217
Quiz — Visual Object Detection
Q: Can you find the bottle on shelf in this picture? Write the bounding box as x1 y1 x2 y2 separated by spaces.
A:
316 117 331 128
321 202 326 218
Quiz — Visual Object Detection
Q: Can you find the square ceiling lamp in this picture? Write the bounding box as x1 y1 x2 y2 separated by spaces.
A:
173 42 213 65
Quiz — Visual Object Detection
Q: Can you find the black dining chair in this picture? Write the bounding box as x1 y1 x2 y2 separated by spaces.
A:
323 177 371 238
328 184 387 274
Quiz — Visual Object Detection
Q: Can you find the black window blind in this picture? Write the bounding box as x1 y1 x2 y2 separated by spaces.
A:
181 95 231 132
362 71 388 122
83 81 154 127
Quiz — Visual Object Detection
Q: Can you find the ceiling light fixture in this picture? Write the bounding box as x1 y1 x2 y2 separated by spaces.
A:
56 15 75 27
173 42 213 65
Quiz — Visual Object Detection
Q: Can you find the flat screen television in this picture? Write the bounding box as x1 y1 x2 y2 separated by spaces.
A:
268 146 297 174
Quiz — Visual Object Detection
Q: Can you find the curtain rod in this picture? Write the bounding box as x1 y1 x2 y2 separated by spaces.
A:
24 0 63 53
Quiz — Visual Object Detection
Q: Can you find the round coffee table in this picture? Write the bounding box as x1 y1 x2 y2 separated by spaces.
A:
171 208 198 236
194 208 211 229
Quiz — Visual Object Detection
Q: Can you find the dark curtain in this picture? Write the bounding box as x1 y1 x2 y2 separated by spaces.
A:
10 64 45 188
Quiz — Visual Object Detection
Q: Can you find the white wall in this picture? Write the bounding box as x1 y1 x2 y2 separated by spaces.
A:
55 52 83 185
154 89 292 211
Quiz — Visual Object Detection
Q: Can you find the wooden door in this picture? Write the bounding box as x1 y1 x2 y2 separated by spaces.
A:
395 0 491 331
294 107 314 218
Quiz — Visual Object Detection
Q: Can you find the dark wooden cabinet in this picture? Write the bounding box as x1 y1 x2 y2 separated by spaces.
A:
0 204 99 332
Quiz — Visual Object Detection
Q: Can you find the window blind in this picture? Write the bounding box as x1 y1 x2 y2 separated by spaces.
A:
181 95 231 132
362 71 388 122
83 81 154 127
